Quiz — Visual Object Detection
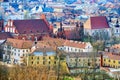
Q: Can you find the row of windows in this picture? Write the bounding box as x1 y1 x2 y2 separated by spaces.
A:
103 64 120 68
104 59 120 64
64 47 83 52
12 53 26 57
31 56 54 60
5 46 29 53
31 61 56 65
14 49 29 53
70 58 100 62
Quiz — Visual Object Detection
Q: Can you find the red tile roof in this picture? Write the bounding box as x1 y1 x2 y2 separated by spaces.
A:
6 38 33 49
111 44 120 49
13 19 50 34
63 40 87 49
64 30 80 40
103 52 120 60
0 32 13 40
38 37 65 50
90 16 109 29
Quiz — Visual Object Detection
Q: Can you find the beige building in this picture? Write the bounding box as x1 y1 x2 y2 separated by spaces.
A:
3 38 33 65
58 40 93 52
66 52 101 73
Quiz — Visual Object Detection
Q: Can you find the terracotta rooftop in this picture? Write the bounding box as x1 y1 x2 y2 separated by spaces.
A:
6 38 33 49
111 44 120 49
0 32 13 40
90 16 109 29
63 40 88 49
37 37 65 50
64 30 80 40
13 19 50 34
34 47 55 53
103 52 120 60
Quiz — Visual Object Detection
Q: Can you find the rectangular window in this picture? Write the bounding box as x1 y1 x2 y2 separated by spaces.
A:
75 49 77 51
23 50 24 52
26 50 28 52
116 29 119 33
37 62 39 64
68 48 69 50
49 57 51 59
118 61 120 64
18 54 20 56
31 61 33 64
113 61 115 63
49 61 50 64
18 50 20 52
23 54 24 56
43 57 45 60
31 57 33 59
43 61 45 65
54 61 56 64
37 57 39 60
108 60 110 62
104 59 106 61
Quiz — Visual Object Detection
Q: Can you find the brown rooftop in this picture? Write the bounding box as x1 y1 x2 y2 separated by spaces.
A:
6 38 33 49
13 19 51 34
111 44 120 49
63 40 87 49
103 52 120 60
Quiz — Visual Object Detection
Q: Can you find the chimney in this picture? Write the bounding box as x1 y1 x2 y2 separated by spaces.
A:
40 14 46 20
76 22 79 27
60 22 62 28
100 54 103 67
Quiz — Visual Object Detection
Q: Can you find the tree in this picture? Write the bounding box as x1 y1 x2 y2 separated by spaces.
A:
92 41 105 51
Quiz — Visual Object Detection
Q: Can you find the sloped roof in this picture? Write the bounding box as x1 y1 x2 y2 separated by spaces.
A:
37 37 65 50
0 32 13 40
6 38 33 49
63 40 87 49
13 19 50 34
111 44 120 49
64 30 80 40
103 52 120 60
90 16 109 29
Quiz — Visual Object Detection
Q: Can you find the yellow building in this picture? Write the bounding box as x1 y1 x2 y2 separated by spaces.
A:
102 52 120 69
27 47 58 68
66 52 101 73
27 46 69 74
